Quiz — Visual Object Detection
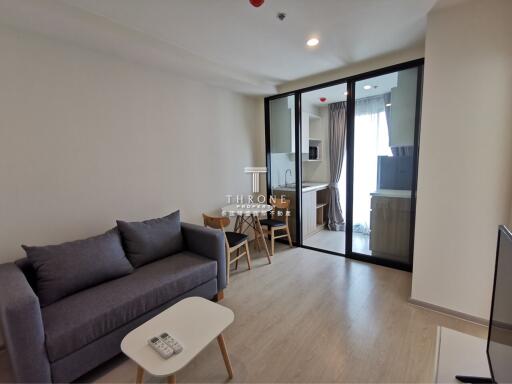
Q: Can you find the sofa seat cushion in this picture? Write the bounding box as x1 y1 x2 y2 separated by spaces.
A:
41 252 216 362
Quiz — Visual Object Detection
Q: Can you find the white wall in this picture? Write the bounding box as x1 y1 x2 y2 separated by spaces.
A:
0 24 265 264
411 0 512 319
270 153 294 188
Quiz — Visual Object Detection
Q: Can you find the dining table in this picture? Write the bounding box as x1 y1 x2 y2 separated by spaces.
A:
221 203 272 263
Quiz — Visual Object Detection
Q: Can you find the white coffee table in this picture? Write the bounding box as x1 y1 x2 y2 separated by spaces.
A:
121 297 235 383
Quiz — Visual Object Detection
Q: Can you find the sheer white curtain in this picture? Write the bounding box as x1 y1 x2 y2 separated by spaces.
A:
339 95 391 234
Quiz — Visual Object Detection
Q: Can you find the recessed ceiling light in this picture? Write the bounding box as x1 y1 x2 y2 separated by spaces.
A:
363 85 372 90
306 38 319 47
385 103 392 107
344 91 348 96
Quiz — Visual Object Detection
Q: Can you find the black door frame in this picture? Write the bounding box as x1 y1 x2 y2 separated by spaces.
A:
265 58 424 272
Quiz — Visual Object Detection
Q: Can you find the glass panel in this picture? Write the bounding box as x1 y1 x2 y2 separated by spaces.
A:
352 68 418 264
269 95 297 241
301 83 348 254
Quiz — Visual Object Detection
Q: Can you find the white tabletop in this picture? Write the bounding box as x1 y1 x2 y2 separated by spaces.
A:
121 297 234 377
221 203 272 216
434 327 490 383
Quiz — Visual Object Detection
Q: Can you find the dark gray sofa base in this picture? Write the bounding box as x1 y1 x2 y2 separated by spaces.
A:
0 222 227 383
53 278 218 383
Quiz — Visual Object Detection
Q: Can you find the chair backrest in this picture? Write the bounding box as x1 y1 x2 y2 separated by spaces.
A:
271 198 290 209
202 214 232 254
270 198 290 224
202 214 230 230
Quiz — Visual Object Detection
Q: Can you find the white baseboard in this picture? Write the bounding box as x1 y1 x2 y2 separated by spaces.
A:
409 298 488 326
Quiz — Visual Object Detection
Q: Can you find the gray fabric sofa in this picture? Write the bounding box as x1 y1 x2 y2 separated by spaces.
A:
0 219 226 383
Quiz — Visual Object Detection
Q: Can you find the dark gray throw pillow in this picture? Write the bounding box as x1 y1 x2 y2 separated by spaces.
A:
116 210 183 268
22 229 133 307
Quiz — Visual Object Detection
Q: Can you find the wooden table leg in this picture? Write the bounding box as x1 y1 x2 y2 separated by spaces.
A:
136 365 144 384
254 216 271 263
234 216 241 233
240 216 249 235
167 374 176 384
217 334 234 379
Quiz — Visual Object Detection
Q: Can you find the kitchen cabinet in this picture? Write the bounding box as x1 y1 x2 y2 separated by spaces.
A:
290 111 309 153
369 194 411 262
302 185 329 239
269 96 309 154
299 112 309 154
389 68 417 147
272 183 329 242
269 97 293 154
302 190 317 237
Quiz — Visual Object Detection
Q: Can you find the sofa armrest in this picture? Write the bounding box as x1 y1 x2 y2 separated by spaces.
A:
0 263 51 383
181 223 227 291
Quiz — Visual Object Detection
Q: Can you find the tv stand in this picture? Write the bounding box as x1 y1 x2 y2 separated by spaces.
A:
433 327 491 383
455 375 492 383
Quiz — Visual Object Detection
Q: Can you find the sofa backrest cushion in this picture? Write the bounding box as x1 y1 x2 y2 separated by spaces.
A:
14 257 38 293
116 210 183 268
22 229 134 307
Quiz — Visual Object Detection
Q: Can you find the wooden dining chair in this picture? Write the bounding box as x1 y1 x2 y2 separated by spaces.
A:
202 214 252 284
258 199 293 256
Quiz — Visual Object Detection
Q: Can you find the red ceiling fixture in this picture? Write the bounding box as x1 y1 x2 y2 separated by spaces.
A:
249 0 265 7
320 97 327 102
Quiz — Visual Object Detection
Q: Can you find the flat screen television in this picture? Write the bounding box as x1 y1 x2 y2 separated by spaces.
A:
486 225 512 383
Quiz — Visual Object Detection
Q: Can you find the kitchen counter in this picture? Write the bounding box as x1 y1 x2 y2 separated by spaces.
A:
370 189 411 198
273 182 329 193
271 182 330 241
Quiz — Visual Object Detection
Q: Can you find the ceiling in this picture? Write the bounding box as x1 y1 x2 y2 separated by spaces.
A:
302 72 398 108
0 0 437 95
302 84 348 109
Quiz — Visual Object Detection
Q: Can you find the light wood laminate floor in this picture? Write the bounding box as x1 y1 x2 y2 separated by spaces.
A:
304 229 370 255
0 244 486 383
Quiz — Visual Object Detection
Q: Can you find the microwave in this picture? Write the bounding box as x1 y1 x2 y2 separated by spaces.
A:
309 144 320 160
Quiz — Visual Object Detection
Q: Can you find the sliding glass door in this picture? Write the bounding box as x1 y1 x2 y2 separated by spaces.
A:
267 94 298 242
350 67 420 267
300 83 347 254
265 60 423 271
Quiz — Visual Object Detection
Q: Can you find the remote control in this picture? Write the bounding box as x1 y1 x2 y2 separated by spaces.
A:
147 336 174 359
159 332 183 354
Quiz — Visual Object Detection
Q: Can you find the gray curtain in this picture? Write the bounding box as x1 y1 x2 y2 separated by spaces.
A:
327 102 347 231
